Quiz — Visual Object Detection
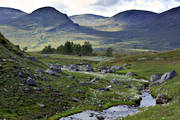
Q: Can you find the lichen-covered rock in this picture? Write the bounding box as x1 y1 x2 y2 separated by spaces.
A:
150 73 163 82
161 70 178 81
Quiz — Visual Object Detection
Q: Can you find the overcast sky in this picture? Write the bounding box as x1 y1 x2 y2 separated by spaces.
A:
0 0 180 16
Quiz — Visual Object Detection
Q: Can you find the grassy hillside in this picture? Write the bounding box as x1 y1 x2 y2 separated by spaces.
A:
0 33 147 120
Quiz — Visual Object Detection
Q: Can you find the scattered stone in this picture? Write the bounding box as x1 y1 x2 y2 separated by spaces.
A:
44 69 58 76
150 73 163 82
110 79 120 84
160 70 178 81
76 89 85 94
98 88 110 91
138 57 147 61
26 77 36 86
153 57 160 61
42 54 49 58
91 78 100 82
33 87 41 91
36 68 44 73
156 94 170 104
72 97 79 102
96 116 104 120
68 75 75 79
7 75 11 78
50 65 62 73
110 66 123 71
18 71 26 78
126 72 137 77
2 59 7 62
27 56 36 61
24 87 30 92
37 103 45 108
79 82 92 86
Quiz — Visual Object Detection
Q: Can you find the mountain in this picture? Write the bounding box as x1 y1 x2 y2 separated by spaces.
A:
70 14 107 26
112 10 157 24
9 7 75 29
1 6 180 51
0 7 27 24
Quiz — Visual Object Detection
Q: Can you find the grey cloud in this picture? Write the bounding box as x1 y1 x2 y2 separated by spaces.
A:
93 0 120 6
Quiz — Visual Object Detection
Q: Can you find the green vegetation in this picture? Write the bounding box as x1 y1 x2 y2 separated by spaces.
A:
105 47 114 57
1 32 180 120
41 41 93 56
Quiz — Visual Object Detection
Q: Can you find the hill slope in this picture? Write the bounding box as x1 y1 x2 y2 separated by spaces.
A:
9 7 75 29
0 7 27 24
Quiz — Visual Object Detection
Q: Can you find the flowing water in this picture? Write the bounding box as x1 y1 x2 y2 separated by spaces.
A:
60 91 156 120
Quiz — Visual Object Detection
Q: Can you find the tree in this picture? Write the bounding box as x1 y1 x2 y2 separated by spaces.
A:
64 41 73 55
82 41 93 55
73 44 82 55
106 47 113 57
41 45 56 54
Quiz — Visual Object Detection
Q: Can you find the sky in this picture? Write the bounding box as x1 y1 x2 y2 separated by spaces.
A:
0 0 180 16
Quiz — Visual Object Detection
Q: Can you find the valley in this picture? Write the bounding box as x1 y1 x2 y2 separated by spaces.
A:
0 3 180 120
0 32 180 120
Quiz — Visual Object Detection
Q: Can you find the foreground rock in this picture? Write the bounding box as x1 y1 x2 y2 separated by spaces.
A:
126 72 137 77
156 94 170 104
160 70 177 81
152 70 178 85
150 73 163 82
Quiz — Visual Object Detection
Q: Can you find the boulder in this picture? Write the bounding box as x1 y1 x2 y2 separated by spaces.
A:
42 54 49 58
110 66 123 71
86 67 94 72
150 73 163 82
110 79 120 84
161 70 178 81
27 56 36 61
98 88 110 91
126 72 137 77
156 94 169 104
72 97 79 102
26 77 36 86
44 69 57 76
91 78 100 82
50 65 62 73
79 82 92 86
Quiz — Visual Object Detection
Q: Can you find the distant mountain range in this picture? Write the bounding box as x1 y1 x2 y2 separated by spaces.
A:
0 6 180 51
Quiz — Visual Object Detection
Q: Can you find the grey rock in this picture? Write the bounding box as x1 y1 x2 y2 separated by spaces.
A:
72 97 79 102
91 78 100 82
33 87 41 91
26 77 36 86
68 75 75 79
79 82 92 86
44 69 58 76
24 87 30 92
150 73 163 82
27 56 36 61
161 70 178 81
126 72 137 77
42 54 49 58
50 65 62 73
98 88 110 91
156 94 169 104
110 66 123 71
110 79 120 84
37 103 45 108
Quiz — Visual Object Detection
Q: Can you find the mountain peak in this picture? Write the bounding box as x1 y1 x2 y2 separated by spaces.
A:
31 6 65 16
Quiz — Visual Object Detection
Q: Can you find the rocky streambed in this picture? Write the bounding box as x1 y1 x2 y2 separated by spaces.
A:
60 91 156 120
